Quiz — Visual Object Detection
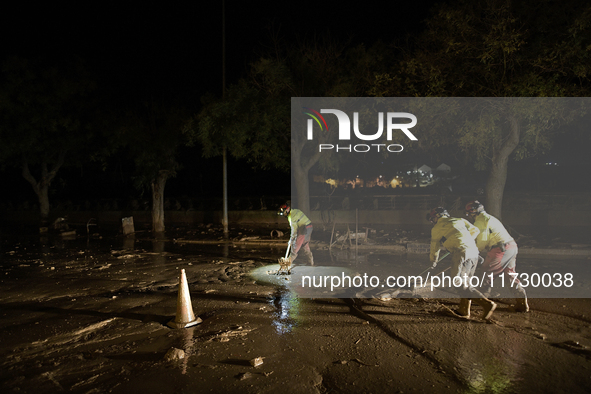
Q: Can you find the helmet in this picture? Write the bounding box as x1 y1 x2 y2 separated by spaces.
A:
465 200 484 216
426 207 449 223
278 202 291 216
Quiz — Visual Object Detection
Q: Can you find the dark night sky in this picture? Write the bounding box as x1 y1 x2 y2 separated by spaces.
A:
0 1 440 202
1 1 439 101
4 1 586 203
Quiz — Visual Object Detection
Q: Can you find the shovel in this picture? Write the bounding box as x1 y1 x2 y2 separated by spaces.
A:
376 252 451 299
418 251 450 277
277 242 292 274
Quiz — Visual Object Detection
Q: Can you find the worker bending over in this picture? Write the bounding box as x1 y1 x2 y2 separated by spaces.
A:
278 201 314 267
427 207 497 320
465 200 529 312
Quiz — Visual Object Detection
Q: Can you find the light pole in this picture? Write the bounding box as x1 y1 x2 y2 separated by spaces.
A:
222 0 229 237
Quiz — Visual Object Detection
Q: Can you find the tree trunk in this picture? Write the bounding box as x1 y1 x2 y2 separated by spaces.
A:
293 161 310 214
291 142 319 215
38 183 50 225
151 170 169 234
290 109 325 216
21 154 65 226
485 116 520 219
485 153 510 219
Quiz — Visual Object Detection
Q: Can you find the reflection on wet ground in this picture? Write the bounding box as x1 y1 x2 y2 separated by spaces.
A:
179 327 196 374
451 324 524 393
2 229 591 393
4 229 590 301
268 288 302 335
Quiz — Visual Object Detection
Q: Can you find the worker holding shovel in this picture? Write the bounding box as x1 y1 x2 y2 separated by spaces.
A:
427 207 497 320
277 201 314 273
465 200 529 312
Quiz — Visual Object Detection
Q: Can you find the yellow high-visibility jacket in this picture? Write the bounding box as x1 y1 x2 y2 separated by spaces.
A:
430 217 479 263
473 212 514 252
288 209 311 246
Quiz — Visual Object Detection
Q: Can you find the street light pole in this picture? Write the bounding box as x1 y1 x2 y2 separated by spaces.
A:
222 0 229 236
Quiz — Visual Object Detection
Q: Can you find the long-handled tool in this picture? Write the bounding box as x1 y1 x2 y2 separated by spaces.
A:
277 242 292 274
418 251 450 276
374 251 451 299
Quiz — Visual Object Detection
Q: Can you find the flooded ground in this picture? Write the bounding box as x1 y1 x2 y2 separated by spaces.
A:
1 225 591 393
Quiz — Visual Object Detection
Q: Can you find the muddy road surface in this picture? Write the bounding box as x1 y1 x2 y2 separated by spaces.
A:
1 228 590 393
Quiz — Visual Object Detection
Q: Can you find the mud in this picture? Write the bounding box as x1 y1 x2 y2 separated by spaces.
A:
1 225 590 393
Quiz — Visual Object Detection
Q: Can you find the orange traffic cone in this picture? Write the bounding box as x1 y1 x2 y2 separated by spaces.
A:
168 269 202 329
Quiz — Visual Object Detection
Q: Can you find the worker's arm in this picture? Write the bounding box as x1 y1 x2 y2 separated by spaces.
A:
429 226 442 264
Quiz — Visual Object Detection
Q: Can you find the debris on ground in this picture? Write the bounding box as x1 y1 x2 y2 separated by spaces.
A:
249 357 264 367
2 224 591 393
236 372 253 380
163 348 185 362
206 326 256 343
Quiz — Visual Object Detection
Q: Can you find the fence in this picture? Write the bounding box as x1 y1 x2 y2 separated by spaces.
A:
309 192 591 212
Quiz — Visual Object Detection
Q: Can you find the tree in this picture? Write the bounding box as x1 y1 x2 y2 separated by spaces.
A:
371 0 591 217
193 72 290 173
0 56 96 225
193 37 381 213
116 101 189 233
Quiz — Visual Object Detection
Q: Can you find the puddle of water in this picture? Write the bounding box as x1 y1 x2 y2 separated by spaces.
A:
452 325 526 394
268 287 303 335
178 327 196 374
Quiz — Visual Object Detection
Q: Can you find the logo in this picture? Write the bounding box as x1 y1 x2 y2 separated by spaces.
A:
302 107 329 137
304 108 417 153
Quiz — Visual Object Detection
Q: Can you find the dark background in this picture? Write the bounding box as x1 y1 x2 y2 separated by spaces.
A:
1 1 439 103
1 1 589 207
0 1 440 204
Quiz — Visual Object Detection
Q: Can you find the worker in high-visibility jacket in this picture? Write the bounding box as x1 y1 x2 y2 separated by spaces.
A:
465 200 529 312
427 206 497 320
278 202 314 266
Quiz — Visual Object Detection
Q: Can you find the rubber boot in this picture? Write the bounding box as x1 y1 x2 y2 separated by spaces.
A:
473 297 497 320
513 284 529 312
457 299 471 318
